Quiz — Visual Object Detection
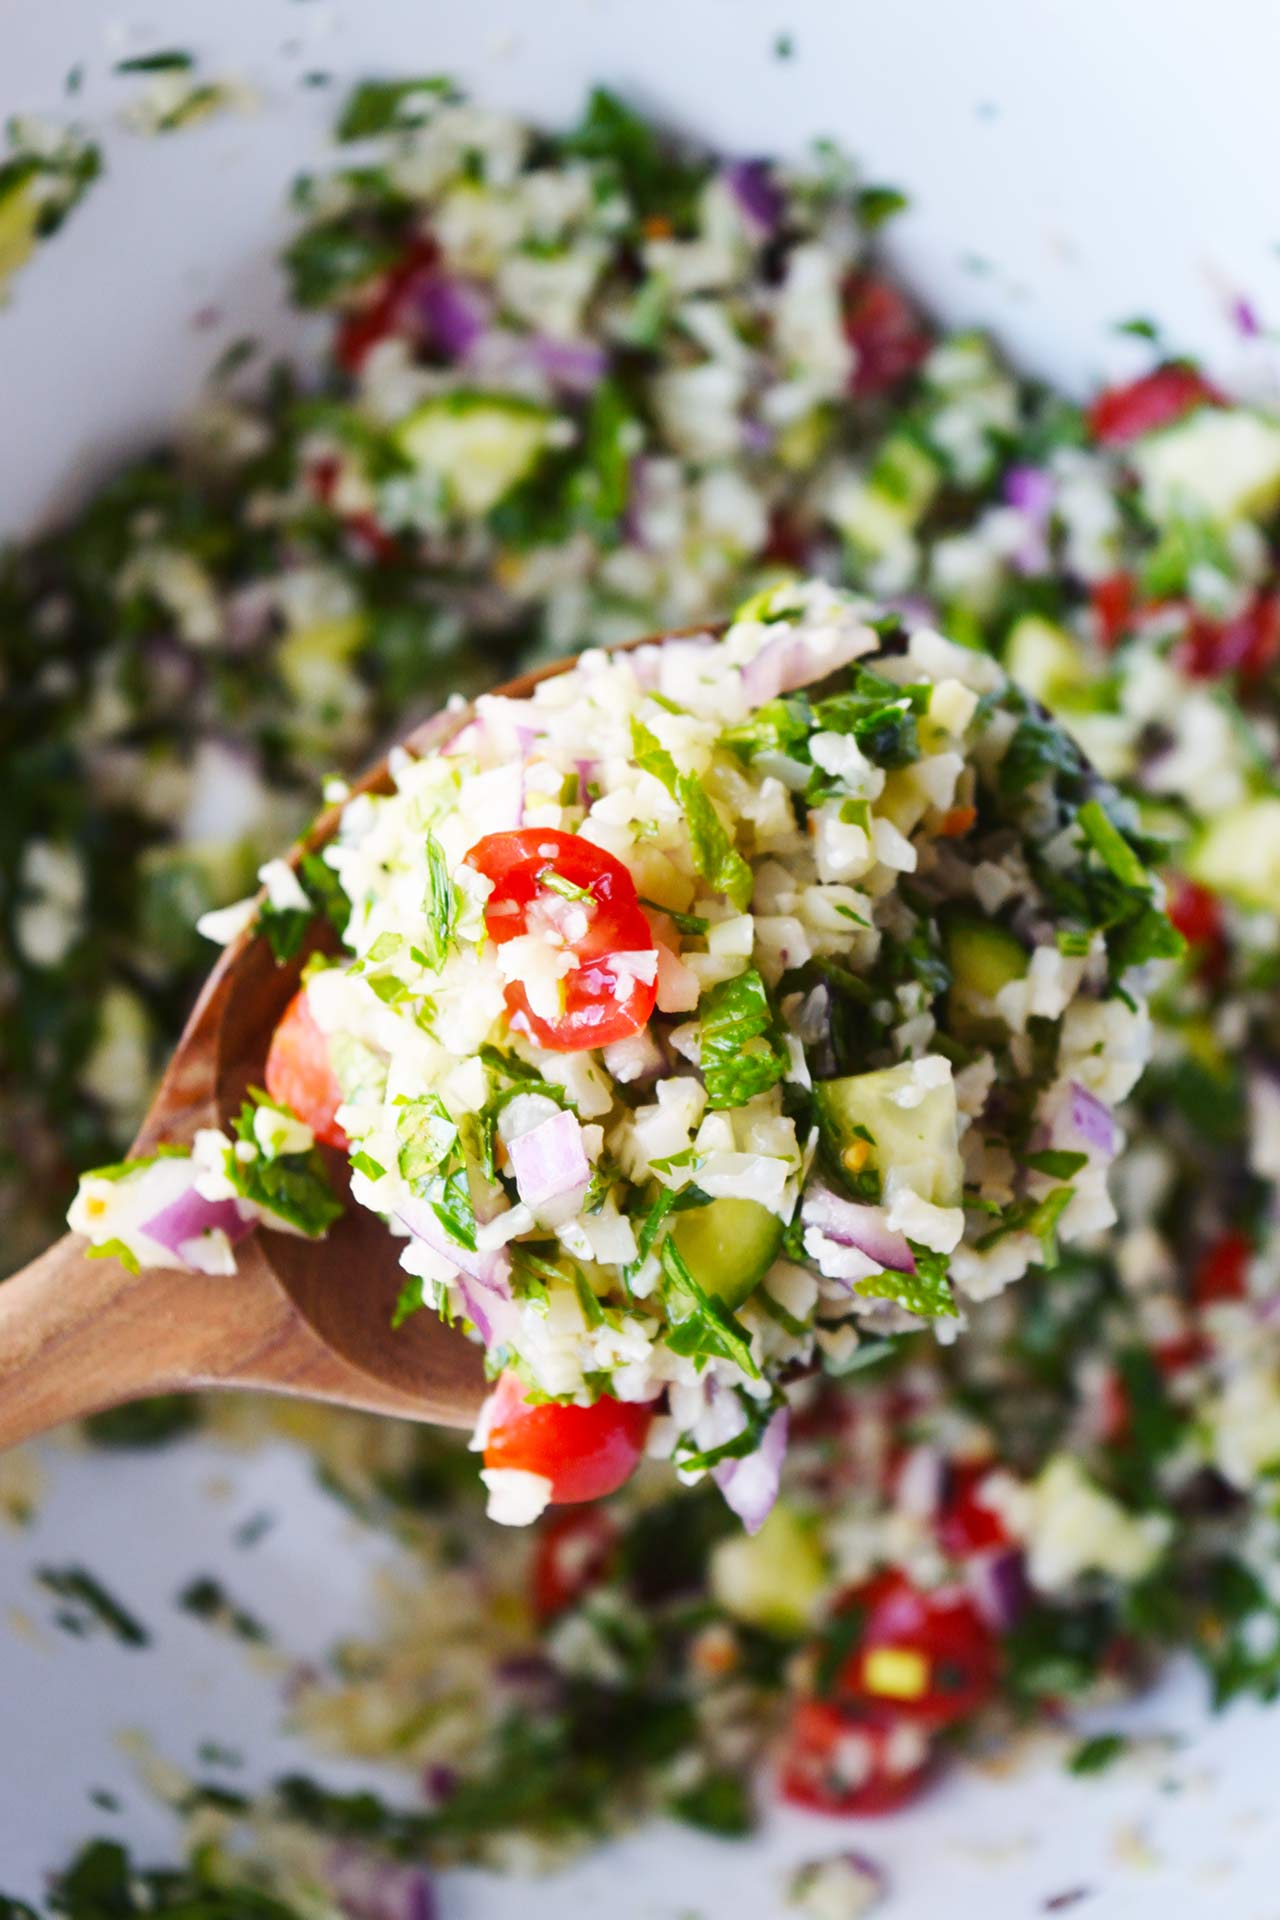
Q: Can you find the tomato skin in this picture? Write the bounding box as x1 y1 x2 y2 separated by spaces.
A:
483 1370 653 1504
842 274 931 397
1086 364 1220 446
1178 594 1280 683
264 986 349 1151
1090 572 1136 650
532 1508 618 1619
1193 1229 1251 1307
779 1699 931 1816
832 1571 998 1732
937 1466 1009 1559
1167 878 1223 951
335 237 439 374
465 828 658 1053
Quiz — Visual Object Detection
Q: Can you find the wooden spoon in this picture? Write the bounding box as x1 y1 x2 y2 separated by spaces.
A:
0 643 631 1452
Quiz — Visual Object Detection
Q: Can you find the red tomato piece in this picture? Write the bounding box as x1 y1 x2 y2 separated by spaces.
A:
1090 573 1137 650
832 1571 998 1731
1193 1229 1251 1307
465 828 658 1052
937 1466 1009 1559
335 236 439 374
1167 877 1223 950
264 986 348 1151
483 1369 653 1504
532 1507 619 1619
1086 364 1220 446
779 1698 932 1816
842 274 932 397
1179 594 1280 682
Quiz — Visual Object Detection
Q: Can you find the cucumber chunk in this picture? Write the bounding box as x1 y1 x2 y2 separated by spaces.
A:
945 911 1028 1043
710 1501 826 1633
814 1059 961 1207
394 391 556 517
1132 407 1280 526
1186 797 1280 911
669 1196 784 1310
1004 614 1091 713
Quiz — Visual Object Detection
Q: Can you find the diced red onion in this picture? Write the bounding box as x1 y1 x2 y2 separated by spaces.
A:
140 1188 256 1259
574 758 598 808
327 1846 436 1920
415 274 491 359
1232 294 1262 339
507 1108 589 1209
495 1652 564 1712
724 159 784 236
523 335 608 393
1059 1082 1116 1157
1004 464 1055 576
715 1406 788 1534
421 1763 458 1808
395 1198 512 1292
894 1443 946 1520
801 1186 916 1275
741 623 872 705
965 1547 1028 1632
741 416 774 454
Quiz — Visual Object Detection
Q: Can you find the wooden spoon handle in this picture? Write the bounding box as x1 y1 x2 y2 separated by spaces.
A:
0 1237 446 1450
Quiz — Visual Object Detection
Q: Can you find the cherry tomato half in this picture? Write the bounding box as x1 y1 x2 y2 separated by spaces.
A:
532 1507 619 1619
483 1370 653 1505
465 828 658 1052
779 1698 932 1816
1086 364 1220 446
1178 593 1280 683
937 1465 1010 1560
1193 1229 1251 1307
264 985 348 1151
335 236 439 374
832 1570 998 1732
843 274 932 398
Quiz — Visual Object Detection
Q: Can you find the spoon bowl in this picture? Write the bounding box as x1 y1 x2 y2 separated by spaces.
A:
0 644 654 1451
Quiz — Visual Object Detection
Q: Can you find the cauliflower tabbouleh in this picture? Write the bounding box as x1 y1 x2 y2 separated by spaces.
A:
69 583 1168 1529
7 71 1280 1920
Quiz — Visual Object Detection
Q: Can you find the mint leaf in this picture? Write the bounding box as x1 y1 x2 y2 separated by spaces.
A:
854 1244 956 1319
1078 799 1149 889
395 1094 458 1184
228 1094 343 1238
659 1237 760 1377
631 717 753 907
698 969 786 1109
1024 1149 1088 1179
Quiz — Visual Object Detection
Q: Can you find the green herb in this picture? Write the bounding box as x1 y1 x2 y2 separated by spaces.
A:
631 718 752 907
38 1838 305 1918
177 1575 269 1644
257 849 350 962
541 870 595 904
1077 799 1150 889
84 1395 199 1450
395 1094 458 1184
854 1243 957 1319
1025 1149 1088 1179
1068 1732 1129 1775
348 1150 386 1180
659 1237 759 1377
427 1165 477 1254
226 1092 344 1238
421 831 460 969
857 184 909 230
999 715 1083 795
335 76 454 140
37 1567 149 1647
697 969 786 1109
114 49 194 73
640 899 709 935
668 1769 754 1836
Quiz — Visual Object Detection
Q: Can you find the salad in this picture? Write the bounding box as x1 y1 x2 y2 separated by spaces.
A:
4 71 1280 1920
70 583 1169 1529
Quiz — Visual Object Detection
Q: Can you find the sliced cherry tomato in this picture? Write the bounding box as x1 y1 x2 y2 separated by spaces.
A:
842 274 931 397
1193 1229 1251 1307
779 1698 932 1816
1086 364 1220 446
937 1465 1009 1559
465 828 658 1052
264 986 348 1151
532 1507 618 1619
831 1570 998 1731
335 236 439 374
483 1369 653 1504
1178 593 1280 682
1167 877 1223 950
1154 1330 1209 1378
1090 572 1137 650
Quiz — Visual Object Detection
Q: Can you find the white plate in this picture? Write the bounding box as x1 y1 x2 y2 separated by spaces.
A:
4 1 1280 1909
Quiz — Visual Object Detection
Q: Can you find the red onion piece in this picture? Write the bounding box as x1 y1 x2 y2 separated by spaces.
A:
1232 294 1262 339
574 758 598 807
724 159 784 236
1003 463 1055 576
801 1186 916 1275
327 1846 436 1920
965 1547 1028 1632
140 1188 256 1259
1058 1082 1116 1157
507 1108 589 1209
714 1406 788 1534
524 334 608 393
395 1198 512 1293
415 274 491 358
741 622 872 706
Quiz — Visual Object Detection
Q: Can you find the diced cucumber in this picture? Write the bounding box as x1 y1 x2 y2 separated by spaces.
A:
1132 407 1280 526
828 433 941 558
0 179 39 290
1004 614 1090 712
394 391 557 517
945 912 1028 999
669 1196 784 1311
709 1500 826 1633
277 615 368 703
814 1059 961 1206
1186 797 1280 911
